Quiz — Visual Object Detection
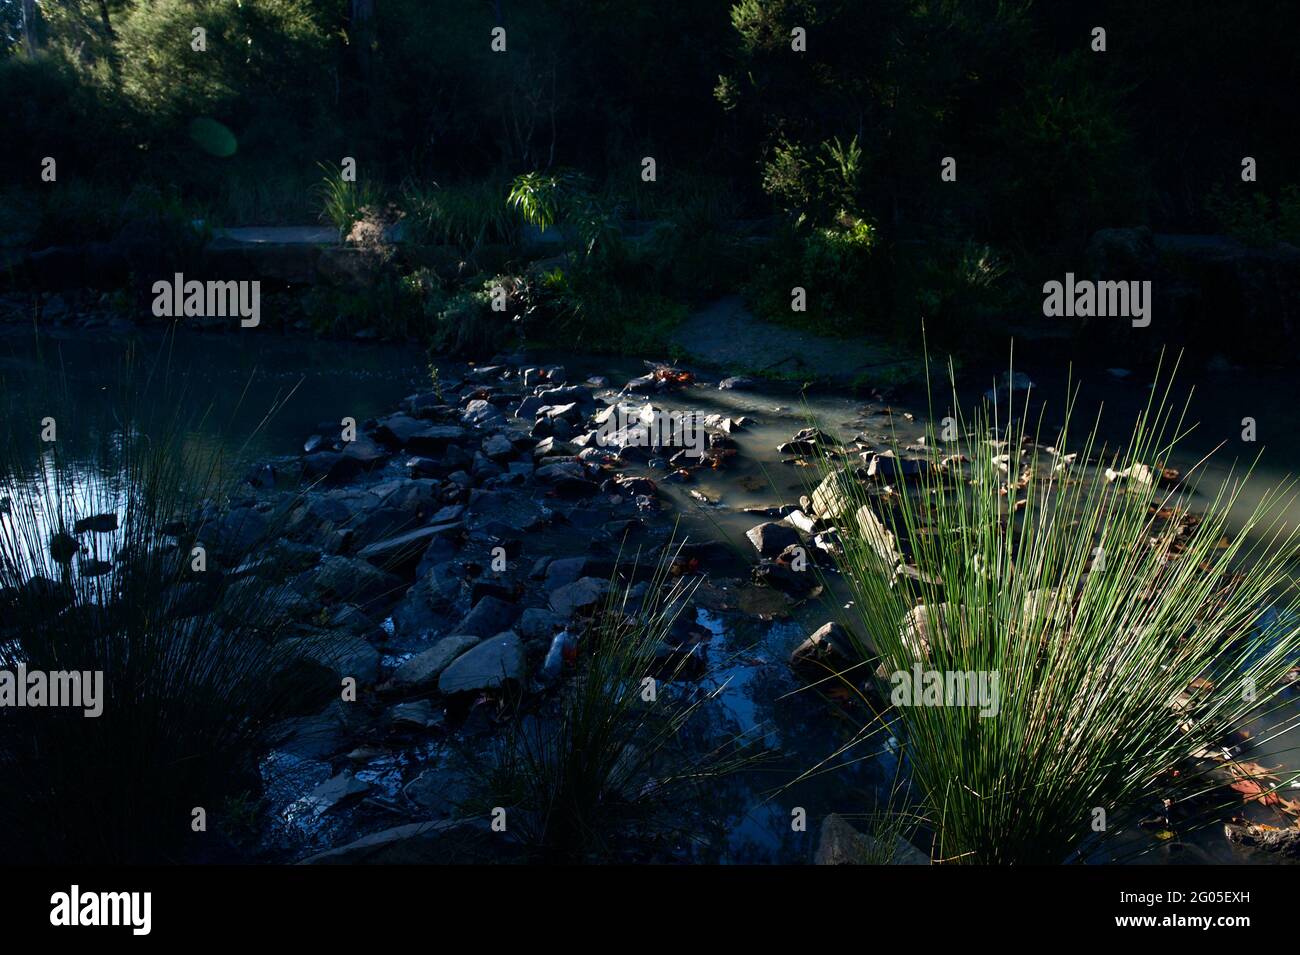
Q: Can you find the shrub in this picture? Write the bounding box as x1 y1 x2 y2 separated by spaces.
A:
747 214 886 337
400 178 518 253
1206 183 1300 247
316 163 385 238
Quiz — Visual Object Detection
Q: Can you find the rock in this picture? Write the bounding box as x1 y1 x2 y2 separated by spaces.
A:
536 460 587 483
405 425 468 455
813 528 844 557
549 576 610 617
303 772 371 815
622 373 658 393
790 621 856 671
899 603 954 661
73 512 118 534
544 556 589 590
702 413 746 433
78 558 113 577
1103 463 1154 486
482 433 515 461
301 819 504 864
388 635 480 691
786 509 819 534
983 371 1034 402
466 489 508 514
312 556 403 610
1087 226 1157 279
454 594 516 637
613 474 657 497
866 451 928 481
357 523 462 573
330 604 379 637
541 402 582 423
461 399 504 427
388 699 442 729
533 436 575 459
515 395 545 419
518 607 564 641
437 631 526 695
403 769 471 817
213 506 270 553
1224 821 1300 857
537 385 593 407
341 435 391 471
403 391 447 418
272 705 352 760
810 469 858 522
745 521 801 558
854 504 901 568
349 506 412 547
751 559 819 600
373 413 429 448
430 503 465 524
49 532 81 564
282 633 382 687
302 451 363 484
815 813 928 865
778 427 835 455
718 376 757 390
471 451 503 479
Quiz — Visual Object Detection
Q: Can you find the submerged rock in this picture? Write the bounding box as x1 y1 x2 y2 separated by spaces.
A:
49 532 82 564
790 621 856 671
73 512 118 534
304 772 372 815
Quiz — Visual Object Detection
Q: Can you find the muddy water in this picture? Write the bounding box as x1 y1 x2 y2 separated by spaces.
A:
4 327 1298 863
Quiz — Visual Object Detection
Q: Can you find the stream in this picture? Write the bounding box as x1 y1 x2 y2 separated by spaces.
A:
3 323 1298 864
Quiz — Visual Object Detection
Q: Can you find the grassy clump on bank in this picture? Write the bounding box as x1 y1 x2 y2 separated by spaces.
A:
816 360 1300 864
0 360 351 863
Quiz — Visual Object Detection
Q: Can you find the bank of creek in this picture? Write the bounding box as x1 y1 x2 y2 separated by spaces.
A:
4 320 1299 865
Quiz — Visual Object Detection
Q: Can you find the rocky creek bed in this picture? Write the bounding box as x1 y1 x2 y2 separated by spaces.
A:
194 356 920 864
7 312 1300 864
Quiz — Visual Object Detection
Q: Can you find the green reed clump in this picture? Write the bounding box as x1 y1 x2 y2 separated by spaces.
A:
316 162 384 237
817 360 1300 863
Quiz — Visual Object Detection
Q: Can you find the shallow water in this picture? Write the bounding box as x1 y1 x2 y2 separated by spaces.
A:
5 326 1299 864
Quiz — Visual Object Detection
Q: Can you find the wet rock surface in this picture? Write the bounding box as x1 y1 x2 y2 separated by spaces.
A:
224 355 911 864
